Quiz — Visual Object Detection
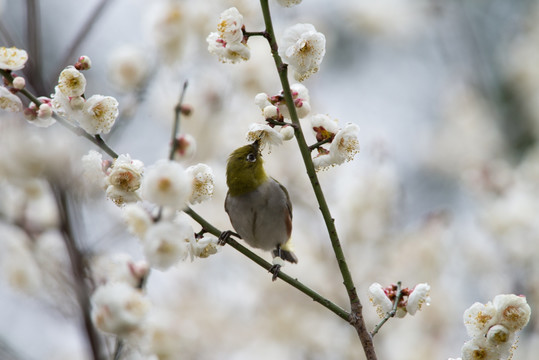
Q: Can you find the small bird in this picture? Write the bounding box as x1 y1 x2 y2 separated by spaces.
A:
223 140 297 280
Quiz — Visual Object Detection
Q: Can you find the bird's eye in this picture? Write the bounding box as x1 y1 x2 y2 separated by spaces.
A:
246 153 257 162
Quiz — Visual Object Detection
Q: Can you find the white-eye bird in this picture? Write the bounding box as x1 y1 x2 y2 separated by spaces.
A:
223 140 297 280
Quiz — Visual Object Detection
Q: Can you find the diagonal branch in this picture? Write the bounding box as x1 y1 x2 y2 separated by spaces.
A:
184 207 350 322
0 69 119 159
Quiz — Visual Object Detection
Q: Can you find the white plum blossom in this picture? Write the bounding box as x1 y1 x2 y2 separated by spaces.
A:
207 32 250 64
122 203 153 238
492 294 531 332
461 337 498 360
91 282 150 336
81 150 107 193
186 163 215 204
152 1 187 63
368 283 393 318
108 45 150 92
207 7 250 64
78 95 119 135
275 0 302 7
138 308 184 359
142 220 193 270
330 123 361 162
458 294 531 360
23 180 60 229
463 301 498 338
57 66 87 97
91 253 149 288
0 46 28 70
190 235 220 260
106 184 141 206
216 7 244 43
105 154 144 206
406 283 430 315
51 86 80 124
246 123 283 151
0 86 22 112
279 23 326 81
172 133 197 160
255 84 311 120
142 160 191 210
313 122 360 170
107 154 144 193
369 282 430 319
311 113 340 141
289 83 311 118
486 324 512 346
0 225 42 293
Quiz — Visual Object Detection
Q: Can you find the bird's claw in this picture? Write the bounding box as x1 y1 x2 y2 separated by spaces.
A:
269 264 281 282
218 230 232 246
218 230 240 246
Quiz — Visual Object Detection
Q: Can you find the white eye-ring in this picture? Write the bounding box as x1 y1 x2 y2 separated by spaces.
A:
246 153 257 162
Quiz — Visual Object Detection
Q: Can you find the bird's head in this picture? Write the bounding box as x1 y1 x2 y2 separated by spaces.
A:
226 140 268 196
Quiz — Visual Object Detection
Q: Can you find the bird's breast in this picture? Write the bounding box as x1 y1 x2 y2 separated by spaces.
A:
225 179 292 251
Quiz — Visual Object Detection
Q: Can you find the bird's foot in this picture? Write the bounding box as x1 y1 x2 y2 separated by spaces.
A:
269 256 285 281
218 230 238 246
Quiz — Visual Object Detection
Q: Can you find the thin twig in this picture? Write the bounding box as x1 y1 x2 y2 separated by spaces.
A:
244 31 267 38
53 185 103 360
266 118 294 127
308 138 332 152
113 339 124 360
371 281 403 337
184 207 350 321
0 69 119 159
168 80 189 161
258 1 376 358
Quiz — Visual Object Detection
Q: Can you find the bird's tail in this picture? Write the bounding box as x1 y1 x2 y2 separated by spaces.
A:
273 238 298 264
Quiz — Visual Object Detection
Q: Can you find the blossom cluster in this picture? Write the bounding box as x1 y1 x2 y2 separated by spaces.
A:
368 282 431 318
81 149 218 269
205 6 359 171
51 64 120 135
123 204 219 270
206 7 250 64
451 294 531 360
248 84 360 169
255 83 311 121
310 114 360 170
207 7 325 82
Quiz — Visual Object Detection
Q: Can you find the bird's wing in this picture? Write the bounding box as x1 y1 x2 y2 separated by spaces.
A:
271 178 292 239
273 178 292 220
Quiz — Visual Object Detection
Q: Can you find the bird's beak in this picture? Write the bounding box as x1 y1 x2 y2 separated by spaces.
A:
251 139 261 154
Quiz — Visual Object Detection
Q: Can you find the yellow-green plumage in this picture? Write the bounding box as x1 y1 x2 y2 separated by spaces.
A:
226 144 268 196
224 142 298 264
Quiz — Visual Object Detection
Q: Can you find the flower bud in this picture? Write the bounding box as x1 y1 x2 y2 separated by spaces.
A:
75 55 92 70
12 76 25 90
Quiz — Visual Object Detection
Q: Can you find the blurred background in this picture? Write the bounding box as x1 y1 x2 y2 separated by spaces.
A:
1 0 539 359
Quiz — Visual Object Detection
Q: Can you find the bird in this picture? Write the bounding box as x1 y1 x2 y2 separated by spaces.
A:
222 140 297 280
